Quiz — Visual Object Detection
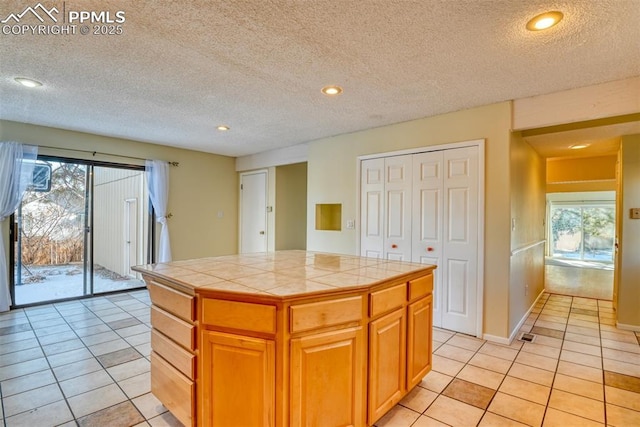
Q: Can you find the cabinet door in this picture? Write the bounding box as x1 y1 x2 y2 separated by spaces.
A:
200 331 275 427
407 295 433 389
368 308 406 424
290 327 365 427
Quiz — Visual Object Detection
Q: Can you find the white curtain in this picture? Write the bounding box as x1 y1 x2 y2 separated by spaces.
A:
0 142 38 312
145 159 172 263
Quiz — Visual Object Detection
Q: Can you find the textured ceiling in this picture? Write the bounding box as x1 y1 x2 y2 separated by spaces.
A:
1 0 639 157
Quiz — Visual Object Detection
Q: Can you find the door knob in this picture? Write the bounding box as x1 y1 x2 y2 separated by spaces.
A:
259 231 265 235
391 244 398 249
427 247 434 252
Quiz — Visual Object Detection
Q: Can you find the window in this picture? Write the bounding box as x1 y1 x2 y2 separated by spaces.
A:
549 202 615 262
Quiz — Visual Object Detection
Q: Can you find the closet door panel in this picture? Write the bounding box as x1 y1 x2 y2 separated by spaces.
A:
361 158 385 258
384 156 412 261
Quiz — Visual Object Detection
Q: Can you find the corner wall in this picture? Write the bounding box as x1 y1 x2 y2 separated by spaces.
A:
509 132 546 336
306 102 512 339
0 120 239 262
275 163 307 250
617 134 640 329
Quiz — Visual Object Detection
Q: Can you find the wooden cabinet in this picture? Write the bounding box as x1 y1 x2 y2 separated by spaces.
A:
368 275 434 425
368 309 406 423
200 331 275 427
146 281 196 427
138 254 435 427
407 294 433 389
290 327 365 427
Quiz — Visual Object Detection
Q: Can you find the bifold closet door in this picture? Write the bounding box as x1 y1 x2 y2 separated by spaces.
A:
412 152 444 327
383 155 412 261
413 147 479 334
360 156 412 261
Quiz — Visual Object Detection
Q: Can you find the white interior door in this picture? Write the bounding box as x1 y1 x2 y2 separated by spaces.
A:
362 144 481 335
384 155 412 261
360 158 384 258
240 171 267 253
412 152 444 326
124 198 138 278
441 146 479 335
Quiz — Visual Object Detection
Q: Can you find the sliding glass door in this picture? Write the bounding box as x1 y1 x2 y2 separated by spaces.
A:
549 203 615 262
12 158 150 306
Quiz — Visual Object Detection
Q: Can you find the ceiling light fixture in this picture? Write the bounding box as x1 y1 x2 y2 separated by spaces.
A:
217 125 230 131
321 85 343 96
526 11 564 31
570 144 589 150
14 77 43 88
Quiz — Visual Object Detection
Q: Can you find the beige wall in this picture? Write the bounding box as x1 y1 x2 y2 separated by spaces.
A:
509 132 546 334
0 120 239 262
306 102 513 339
617 135 640 328
546 155 617 192
275 163 307 250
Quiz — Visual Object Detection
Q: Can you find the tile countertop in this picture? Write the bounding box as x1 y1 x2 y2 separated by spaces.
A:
132 250 436 299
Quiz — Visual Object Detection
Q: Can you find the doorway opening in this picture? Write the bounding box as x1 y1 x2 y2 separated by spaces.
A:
11 157 152 306
545 192 615 300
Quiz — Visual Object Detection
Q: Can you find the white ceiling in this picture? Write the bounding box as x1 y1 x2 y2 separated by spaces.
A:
1 0 639 158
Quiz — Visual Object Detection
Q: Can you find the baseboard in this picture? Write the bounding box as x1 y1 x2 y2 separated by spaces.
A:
485 289 546 346
616 322 640 332
482 333 512 345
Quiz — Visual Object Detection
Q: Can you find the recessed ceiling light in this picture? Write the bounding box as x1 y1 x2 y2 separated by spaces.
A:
217 125 230 131
526 11 564 31
14 77 43 88
570 144 589 150
321 85 343 96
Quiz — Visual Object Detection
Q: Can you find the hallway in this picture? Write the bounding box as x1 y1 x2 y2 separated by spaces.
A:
545 258 614 301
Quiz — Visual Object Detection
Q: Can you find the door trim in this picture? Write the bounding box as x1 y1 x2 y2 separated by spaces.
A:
357 139 485 338
239 169 269 254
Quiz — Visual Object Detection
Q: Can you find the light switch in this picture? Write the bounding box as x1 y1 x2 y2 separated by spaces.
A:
346 219 355 229
631 208 640 219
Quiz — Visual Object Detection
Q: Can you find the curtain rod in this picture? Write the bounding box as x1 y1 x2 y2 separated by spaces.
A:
36 145 179 166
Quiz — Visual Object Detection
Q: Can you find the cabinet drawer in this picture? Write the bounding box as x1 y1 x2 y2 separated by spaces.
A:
148 281 195 321
202 299 276 334
370 283 406 317
408 274 433 301
151 329 195 379
151 306 195 350
151 352 195 427
290 296 363 333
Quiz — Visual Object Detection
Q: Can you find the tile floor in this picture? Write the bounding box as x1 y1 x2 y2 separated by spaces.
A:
0 290 181 427
0 291 638 426
376 293 640 427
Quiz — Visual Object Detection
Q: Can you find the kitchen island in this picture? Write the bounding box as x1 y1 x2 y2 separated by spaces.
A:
133 250 435 427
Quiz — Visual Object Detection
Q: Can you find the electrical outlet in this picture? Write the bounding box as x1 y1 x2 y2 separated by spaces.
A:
346 219 355 229
631 208 640 219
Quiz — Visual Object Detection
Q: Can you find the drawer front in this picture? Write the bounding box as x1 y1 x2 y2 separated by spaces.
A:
290 295 363 333
151 352 195 427
148 280 195 321
151 329 195 379
202 299 276 334
408 274 433 301
370 283 407 317
151 306 195 350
